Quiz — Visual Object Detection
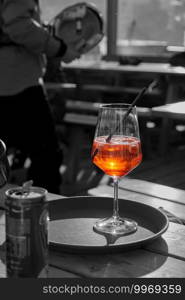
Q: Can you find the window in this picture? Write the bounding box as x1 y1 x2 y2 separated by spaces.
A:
117 0 185 46
116 0 185 61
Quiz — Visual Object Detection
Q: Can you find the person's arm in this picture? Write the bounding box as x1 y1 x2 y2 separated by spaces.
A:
1 0 64 57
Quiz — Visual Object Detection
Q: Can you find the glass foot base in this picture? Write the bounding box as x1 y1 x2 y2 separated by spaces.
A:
94 216 137 236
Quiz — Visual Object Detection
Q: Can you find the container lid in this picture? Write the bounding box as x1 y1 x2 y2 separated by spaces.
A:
5 186 48 205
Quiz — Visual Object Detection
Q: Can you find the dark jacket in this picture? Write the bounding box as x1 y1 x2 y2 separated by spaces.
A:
0 0 61 95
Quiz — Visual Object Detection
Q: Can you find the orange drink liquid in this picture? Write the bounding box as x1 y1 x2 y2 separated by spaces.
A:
92 135 142 177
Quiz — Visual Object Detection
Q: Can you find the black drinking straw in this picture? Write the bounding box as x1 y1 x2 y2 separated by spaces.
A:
122 79 157 120
106 79 158 142
92 79 158 158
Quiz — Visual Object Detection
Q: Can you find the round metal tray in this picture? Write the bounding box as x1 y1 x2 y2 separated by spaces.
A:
49 196 169 253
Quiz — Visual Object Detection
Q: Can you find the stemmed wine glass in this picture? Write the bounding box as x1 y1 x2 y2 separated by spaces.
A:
91 103 142 235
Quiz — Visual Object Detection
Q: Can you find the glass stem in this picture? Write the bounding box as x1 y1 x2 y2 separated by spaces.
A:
113 177 119 219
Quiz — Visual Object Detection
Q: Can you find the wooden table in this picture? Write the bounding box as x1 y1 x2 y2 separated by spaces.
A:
63 61 185 104
151 101 185 155
152 101 185 120
64 60 185 77
1 180 185 278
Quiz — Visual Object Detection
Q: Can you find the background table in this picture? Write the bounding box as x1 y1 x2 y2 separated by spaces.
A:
63 61 185 105
151 101 185 155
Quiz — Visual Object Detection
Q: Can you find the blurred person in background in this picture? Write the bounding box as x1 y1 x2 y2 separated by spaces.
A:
0 0 84 193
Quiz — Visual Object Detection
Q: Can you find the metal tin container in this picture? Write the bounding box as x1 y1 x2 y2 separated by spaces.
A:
5 186 48 278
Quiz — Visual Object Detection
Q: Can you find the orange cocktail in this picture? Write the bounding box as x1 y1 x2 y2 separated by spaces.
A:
92 135 142 177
